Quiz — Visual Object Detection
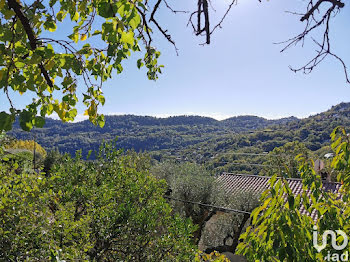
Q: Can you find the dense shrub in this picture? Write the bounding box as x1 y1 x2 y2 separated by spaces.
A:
0 142 196 261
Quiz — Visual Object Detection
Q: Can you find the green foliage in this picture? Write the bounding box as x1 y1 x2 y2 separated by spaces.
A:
200 190 260 254
9 103 350 175
260 141 311 178
10 115 238 159
237 126 350 261
0 141 196 261
0 112 14 131
195 251 230 261
0 0 163 131
151 161 222 244
151 161 219 210
0 160 52 260
151 161 260 253
43 149 62 176
183 104 350 175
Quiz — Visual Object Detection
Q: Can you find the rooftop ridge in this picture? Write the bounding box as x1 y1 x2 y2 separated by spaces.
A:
221 172 341 185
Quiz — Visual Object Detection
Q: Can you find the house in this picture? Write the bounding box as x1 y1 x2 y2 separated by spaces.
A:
218 173 341 195
200 173 342 261
217 173 341 220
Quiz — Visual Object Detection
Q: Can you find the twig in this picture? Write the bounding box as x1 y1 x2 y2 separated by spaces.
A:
279 0 348 83
163 0 188 14
149 0 178 54
210 0 237 35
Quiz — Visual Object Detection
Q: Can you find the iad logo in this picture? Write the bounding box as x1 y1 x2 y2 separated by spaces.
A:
313 226 349 261
313 226 348 252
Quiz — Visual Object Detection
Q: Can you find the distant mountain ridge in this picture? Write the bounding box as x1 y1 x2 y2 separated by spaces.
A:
8 103 350 158
221 115 299 130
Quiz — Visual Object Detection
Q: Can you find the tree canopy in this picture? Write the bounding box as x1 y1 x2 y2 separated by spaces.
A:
0 0 164 132
0 140 197 261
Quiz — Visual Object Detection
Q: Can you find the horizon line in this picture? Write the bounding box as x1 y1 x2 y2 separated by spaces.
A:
46 112 313 123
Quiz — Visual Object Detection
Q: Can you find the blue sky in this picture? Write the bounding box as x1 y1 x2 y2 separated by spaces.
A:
2 0 350 120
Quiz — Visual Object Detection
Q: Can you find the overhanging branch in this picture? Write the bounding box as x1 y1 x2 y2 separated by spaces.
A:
280 0 349 84
7 0 53 87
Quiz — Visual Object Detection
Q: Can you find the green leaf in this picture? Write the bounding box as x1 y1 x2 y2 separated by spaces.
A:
137 2 147 11
97 2 115 18
107 44 116 57
288 195 294 209
0 111 14 131
14 61 25 68
68 109 77 120
97 95 105 106
3 9 15 20
262 198 271 210
72 12 80 21
137 59 144 69
92 30 101 36
121 31 134 45
30 52 42 64
129 15 140 30
43 20 57 32
34 116 45 128
19 110 33 131
68 33 79 43
56 11 67 22
97 114 105 128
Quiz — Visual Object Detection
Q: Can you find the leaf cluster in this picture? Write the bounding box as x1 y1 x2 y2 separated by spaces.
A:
0 140 196 261
237 127 350 261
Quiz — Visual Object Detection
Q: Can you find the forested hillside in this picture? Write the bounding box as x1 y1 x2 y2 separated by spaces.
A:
173 103 350 174
9 114 295 157
9 103 350 169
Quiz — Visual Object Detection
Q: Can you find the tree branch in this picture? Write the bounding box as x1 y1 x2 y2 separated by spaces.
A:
149 0 178 54
300 0 345 22
279 0 349 84
163 0 188 14
203 0 210 44
7 0 53 88
210 0 237 35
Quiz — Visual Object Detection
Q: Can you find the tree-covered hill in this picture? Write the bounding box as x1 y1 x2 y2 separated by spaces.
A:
8 103 350 163
221 115 298 130
170 103 350 174
9 114 296 158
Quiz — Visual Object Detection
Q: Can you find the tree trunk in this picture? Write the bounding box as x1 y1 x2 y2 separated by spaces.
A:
204 213 250 254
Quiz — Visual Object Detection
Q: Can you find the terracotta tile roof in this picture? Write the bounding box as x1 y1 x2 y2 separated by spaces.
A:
218 173 342 220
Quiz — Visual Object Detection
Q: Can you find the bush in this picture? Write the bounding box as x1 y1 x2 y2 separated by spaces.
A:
0 142 196 261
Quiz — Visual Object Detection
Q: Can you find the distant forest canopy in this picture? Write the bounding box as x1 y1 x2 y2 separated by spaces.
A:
9 102 350 174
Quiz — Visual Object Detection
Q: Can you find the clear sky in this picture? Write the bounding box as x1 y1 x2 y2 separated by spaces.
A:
2 0 350 120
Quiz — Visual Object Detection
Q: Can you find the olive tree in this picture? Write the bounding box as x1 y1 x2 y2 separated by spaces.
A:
202 191 260 255
151 161 220 244
151 161 259 253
